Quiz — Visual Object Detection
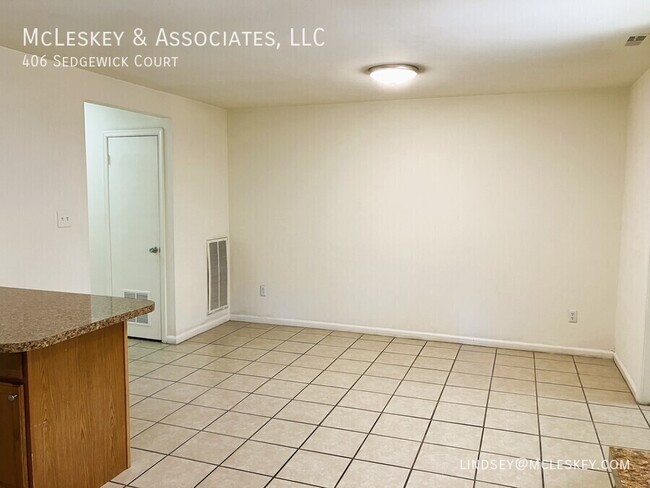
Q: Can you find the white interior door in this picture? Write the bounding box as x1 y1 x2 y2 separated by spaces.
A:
107 133 163 340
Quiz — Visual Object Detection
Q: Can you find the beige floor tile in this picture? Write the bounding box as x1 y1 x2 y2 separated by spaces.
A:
258 351 302 365
232 394 289 416
536 370 581 387
170 354 215 368
490 377 536 396
204 357 250 373
327 358 371 374
493 365 535 381
413 356 454 371
377 352 416 366
385 342 423 355
574 356 614 366
589 404 648 427
307 344 347 358
275 366 320 383
130 394 146 406
295 384 347 405
481 428 540 459
395 380 442 400
313 371 360 388
226 347 267 361
535 352 573 363
543 466 611 487
495 355 535 368
191 387 248 409
113 449 164 484
131 398 184 422
194 344 237 357
487 391 537 413
371 413 429 441
173 431 244 464
255 379 307 399
414 443 478 479
205 411 269 437
539 416 598 442
128 360 163 376
223 440 295 476
243 338 285 350
238 361 286 378
404 368 449 384
420 346 459 360
275 400 333 424
462 345 496 353
535 359 576 373
338 460 409 488
427 341 461 350
584 388 637 407
537 383 585 402
339 389 392 411
541 437 604 467
131 423 197 454
129 377 174 396
439 386 489 407
456 351 495 364
340 348 381 362
130 418 154 437
452 360 493 376
178 369 231 387
252 419 316 447
217 373 269 392
580 374 630 392
153 383 208 403
447 372 491 390
425 420 482 450
352 339 389 351
273 342 313 355
302 426 366 457
139 350 187 364
475 452 542 488
291 354 333 370
145 364 196 381
197 466 270 487
433 402 486 426
353 375 400 394
407 470 474 487
537 397 591 420
322 406 380 432
385 396 437 418
357 434 421 467
365 363 409 379
278 450 350 488
576 363 621 377
485 408 538 434
319 336 356 347
161 404 225 430
595 422 650 449
131 456 214 488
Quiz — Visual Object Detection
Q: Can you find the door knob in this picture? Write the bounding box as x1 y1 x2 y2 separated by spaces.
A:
149 247 160 254
7 394 17 402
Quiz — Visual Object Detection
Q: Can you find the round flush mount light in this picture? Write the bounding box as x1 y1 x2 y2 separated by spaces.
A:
368 64 420 86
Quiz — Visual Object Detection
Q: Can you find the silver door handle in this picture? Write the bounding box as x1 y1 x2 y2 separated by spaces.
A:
149 247 160 254
7 394 17 402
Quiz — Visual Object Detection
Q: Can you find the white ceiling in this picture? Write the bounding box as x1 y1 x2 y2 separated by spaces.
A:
2 0 650 108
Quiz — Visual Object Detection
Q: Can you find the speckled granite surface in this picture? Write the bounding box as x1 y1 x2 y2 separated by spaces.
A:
0 287 154 353
610 447 650 488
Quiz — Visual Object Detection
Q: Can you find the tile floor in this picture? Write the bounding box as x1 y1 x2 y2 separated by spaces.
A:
103 321 650 488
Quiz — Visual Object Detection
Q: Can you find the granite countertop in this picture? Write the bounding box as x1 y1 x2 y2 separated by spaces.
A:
0 287 154 353
610 446 650 488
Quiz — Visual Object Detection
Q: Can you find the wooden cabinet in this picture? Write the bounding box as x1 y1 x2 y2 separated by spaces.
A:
0 382 28 488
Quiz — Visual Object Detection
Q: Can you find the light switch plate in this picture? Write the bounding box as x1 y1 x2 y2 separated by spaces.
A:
57 210 72 228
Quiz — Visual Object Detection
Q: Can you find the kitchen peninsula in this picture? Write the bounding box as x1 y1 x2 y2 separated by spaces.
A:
0 287 153 488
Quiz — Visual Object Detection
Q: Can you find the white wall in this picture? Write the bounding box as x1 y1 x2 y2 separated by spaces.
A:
229 89 628 352
0 46 229 341
615 69 650 400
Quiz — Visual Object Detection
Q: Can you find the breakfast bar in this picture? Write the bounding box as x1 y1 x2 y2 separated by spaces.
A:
0 287 153 488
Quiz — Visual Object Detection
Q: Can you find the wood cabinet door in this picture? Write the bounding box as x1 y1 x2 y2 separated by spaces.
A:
0 383 27 488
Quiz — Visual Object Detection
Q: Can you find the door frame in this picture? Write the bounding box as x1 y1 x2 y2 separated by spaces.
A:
103 128 167 341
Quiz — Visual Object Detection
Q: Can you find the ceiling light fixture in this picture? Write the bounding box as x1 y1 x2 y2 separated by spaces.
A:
368 64 420 86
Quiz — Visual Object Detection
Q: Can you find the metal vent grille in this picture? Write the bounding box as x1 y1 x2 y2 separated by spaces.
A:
124 290 150 324
208 238 228 314
626 35 647 46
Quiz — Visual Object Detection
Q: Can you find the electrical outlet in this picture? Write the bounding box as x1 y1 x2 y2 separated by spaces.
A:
57 210 72 228
568 309 578 323
260 285 267 297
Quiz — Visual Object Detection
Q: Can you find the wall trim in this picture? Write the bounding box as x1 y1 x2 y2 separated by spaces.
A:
165 312 231 344
231 314 614 358
614 352 642 402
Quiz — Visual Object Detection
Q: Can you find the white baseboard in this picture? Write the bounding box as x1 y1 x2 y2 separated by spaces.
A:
165 313 231 344
231 314 614 358
613 352 641 401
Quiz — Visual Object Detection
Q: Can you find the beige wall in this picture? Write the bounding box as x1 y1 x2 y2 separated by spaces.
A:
228 89 628 352
615 69 650 400
0 46 229 341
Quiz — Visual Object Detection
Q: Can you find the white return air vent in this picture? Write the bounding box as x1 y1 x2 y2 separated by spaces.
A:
207 238 228 314
123 290 150 325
